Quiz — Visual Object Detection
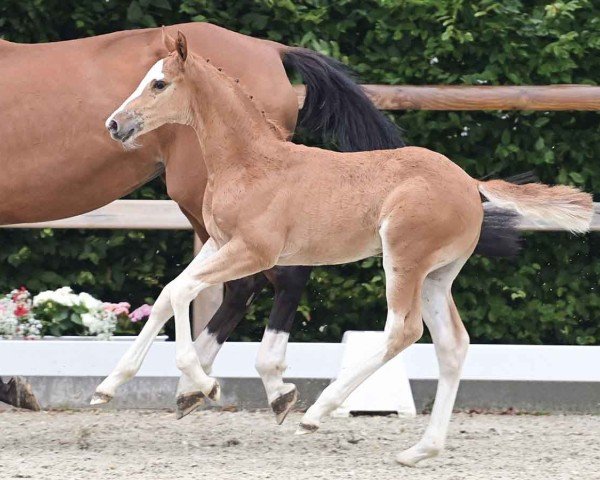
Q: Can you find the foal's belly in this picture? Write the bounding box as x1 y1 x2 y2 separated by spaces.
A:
276 232 383 267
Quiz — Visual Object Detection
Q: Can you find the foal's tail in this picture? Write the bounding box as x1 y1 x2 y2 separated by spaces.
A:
479 180 594 234
281 48 404 152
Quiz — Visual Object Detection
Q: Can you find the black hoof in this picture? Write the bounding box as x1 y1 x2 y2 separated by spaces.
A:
271 387 298 425
175 392 206 419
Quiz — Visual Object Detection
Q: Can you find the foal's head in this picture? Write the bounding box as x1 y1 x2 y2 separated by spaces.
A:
106 30 193 147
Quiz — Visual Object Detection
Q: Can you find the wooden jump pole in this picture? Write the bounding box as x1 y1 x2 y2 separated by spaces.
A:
294 84 600 111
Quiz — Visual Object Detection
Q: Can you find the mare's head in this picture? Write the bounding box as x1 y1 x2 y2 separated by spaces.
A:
105 30 192 147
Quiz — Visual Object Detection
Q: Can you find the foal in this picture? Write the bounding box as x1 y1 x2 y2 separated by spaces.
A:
99 32 593 466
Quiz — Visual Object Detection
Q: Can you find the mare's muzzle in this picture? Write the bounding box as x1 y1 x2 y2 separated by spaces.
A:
106 112 141 143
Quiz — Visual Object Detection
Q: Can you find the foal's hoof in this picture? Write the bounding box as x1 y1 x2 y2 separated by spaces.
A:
395 443 440 467
90 392 113 406
395 452 418 468
175 391 205 420
271 386 298 425
207 380 221 402
295 421 319 435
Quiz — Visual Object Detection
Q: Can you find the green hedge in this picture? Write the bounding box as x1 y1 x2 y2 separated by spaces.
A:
1 0 598 344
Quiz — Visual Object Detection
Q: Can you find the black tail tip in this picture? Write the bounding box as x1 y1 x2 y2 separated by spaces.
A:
475 204 522 258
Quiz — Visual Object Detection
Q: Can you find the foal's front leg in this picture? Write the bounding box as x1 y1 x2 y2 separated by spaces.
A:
175 274 268 419
91 239 218 405
169 238 279 407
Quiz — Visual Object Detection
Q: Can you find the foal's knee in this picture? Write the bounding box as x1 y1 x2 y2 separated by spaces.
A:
169 278 200 311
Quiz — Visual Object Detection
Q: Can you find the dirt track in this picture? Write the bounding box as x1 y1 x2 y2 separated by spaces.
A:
0 408 599 479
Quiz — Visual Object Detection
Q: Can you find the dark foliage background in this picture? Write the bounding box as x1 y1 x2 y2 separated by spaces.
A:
1 0 598 344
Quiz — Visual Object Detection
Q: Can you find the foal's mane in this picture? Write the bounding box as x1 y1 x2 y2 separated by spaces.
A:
189 53 287 141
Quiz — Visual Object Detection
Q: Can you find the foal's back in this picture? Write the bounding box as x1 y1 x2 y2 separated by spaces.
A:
269 144 482 266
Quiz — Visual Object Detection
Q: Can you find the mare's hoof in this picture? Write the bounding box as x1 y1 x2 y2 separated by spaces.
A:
175 391 205 420
90 392 113 406
295 421 319 435
271 386 298 425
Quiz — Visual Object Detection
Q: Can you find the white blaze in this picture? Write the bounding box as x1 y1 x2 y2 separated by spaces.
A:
105 59 165 128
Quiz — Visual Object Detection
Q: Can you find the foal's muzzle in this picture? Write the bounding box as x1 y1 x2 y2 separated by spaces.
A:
106 112 141 143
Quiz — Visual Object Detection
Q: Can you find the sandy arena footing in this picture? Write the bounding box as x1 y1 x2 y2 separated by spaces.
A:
0 408 599 479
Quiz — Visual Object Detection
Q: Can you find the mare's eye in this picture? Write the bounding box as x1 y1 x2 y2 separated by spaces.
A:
154 80 166 91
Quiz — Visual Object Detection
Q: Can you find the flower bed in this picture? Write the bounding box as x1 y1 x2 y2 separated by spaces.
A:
0 287 152 340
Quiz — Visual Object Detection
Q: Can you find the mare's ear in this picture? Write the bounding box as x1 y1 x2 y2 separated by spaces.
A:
176 31 188 63
162 26 177 53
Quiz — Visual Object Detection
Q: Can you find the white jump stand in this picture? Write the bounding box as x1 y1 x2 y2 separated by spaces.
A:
331 331 416 418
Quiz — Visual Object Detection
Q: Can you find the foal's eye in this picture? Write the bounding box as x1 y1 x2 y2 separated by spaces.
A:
154 80 166 91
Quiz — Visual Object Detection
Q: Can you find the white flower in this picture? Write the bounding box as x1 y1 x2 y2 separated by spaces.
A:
78 292 102 310
33 287 79 307
81 310 117 339
429 56 439 65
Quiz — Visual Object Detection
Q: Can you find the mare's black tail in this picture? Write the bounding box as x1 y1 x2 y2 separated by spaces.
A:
281 48 404 152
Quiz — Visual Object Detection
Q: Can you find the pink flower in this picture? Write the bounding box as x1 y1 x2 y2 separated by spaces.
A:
102 302 131 316
129 304 152 322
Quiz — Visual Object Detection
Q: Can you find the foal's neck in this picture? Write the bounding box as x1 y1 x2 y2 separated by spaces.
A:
186 58 285 174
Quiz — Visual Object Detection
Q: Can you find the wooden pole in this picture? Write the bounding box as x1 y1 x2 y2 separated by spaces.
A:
294 84 600 111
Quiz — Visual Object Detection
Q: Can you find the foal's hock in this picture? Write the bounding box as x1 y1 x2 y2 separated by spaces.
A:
97 31 594 467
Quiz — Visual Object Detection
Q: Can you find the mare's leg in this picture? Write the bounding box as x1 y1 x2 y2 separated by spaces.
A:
91 239 218 404
175 265 311 422
258 266 312 424
396 258 470 466
175 273 268 418
297 222 426 434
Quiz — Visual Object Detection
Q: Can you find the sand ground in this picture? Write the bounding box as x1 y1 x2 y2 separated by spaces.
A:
0 408 599 479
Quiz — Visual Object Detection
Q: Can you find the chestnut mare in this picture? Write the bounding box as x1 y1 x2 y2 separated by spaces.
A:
98 33 593 466
0 23 405 414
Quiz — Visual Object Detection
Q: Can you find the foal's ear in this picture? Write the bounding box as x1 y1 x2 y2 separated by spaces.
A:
161 26 177 53
176 31 188 62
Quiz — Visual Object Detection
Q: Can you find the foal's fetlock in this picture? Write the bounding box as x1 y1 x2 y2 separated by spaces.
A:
270 383 298 425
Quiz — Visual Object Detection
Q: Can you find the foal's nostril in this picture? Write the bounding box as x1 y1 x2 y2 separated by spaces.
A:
108 120 118 133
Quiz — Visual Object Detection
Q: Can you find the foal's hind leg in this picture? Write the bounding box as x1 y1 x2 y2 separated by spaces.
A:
297 227 426 433
176 274 268 419
396 258 470 467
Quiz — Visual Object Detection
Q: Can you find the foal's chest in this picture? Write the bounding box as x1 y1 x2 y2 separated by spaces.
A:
201 180 242 245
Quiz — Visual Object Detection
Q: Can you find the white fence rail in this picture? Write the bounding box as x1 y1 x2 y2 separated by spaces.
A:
1 340 599 382
3 199 600 231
